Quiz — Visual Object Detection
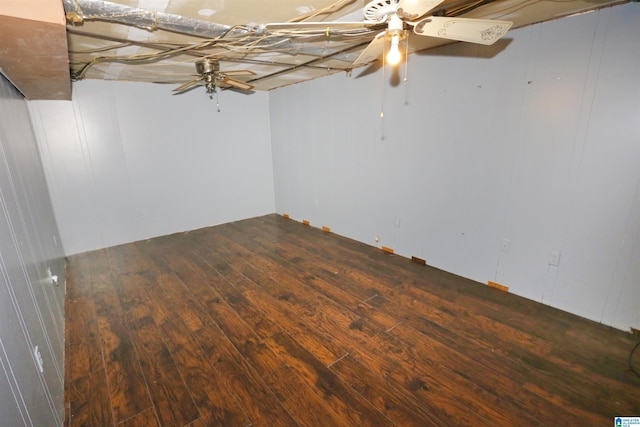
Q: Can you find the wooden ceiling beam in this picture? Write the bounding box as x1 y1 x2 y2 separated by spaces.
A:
0 0 71 100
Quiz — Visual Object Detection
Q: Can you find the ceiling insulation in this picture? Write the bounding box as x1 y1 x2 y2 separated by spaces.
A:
0 0 631 99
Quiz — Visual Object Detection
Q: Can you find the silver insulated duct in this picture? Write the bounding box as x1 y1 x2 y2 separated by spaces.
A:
63 0 235 38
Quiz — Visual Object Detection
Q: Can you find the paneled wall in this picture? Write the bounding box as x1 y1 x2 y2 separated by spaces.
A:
270 3 640 331
0 75 65 425
29 81 275 255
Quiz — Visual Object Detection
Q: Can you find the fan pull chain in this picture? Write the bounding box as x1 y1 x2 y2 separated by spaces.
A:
380 47 386 141
403 36 409 83
210 89 221 112
403 38 410 106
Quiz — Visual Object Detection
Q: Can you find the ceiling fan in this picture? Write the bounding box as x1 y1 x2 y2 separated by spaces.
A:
173 58 256 94
264 0 513 67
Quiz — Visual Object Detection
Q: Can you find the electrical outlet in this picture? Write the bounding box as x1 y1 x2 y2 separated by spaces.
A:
500 238 511 252
549 252 561 266
34 346 44 373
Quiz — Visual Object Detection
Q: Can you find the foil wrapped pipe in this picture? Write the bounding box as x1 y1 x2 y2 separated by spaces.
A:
62 0 234 38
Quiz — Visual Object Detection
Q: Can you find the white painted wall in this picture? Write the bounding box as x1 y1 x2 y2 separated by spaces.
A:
270 3 640 331
0 74 65 425
29 80 275 255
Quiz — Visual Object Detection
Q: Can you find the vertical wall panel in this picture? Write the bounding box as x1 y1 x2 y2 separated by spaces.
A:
0 74 65 425
270 3 640 331
546 4 640 320
496 11 603 303
30 80 275 255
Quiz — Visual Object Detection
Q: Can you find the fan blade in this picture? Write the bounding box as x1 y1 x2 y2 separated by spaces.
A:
221 76 255 91
412 17 513 45
173 77 204 93
396 0 445 21
265 21 372 30
351 31 386 68
222 69 257 77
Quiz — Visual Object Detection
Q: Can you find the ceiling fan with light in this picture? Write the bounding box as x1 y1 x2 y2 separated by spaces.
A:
263 0 513 68
173 58 256 95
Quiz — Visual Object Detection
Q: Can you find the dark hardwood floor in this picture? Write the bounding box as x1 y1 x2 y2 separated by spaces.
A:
64 214 640 426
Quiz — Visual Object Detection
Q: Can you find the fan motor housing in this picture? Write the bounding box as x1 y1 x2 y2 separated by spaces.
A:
196 59 220 75
364 0 399 22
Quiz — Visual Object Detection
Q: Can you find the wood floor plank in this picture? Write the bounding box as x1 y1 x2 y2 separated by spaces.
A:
138 256 299 426
327 353 446 427
259 364 354 427
186 244 349 366
119 408 160 427
191 284 358 425
65 214 640 426
92 274 153 423
67 369 114 427
127 315 200 427
213 229 399 336
150 248 372 426
192 324 299 427
265 331 396 427
66 297 102 381
140 240 395 427
158 316 252 426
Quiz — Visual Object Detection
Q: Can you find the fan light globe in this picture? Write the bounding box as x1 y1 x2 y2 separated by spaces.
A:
387 35 401 65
